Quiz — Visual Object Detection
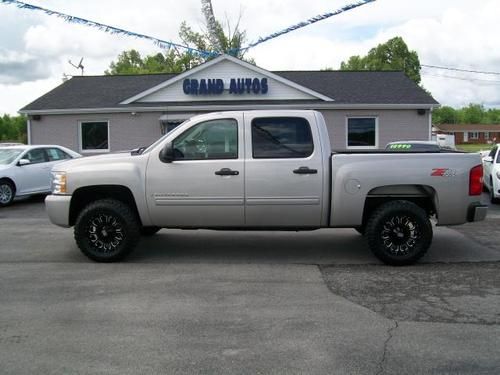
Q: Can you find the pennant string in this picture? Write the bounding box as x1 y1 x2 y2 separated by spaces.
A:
236 0 376 53
1 0 376 58
0 0 218 58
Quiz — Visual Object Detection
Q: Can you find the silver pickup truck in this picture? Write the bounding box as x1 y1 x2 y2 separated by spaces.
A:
46 110 487 265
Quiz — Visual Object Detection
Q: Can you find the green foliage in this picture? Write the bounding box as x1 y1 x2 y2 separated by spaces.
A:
106 18 252 75
433 104 500 124
0 114 27 143
339 37 421 84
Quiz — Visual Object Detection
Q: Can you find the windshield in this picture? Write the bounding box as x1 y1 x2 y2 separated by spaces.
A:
0 149 24 165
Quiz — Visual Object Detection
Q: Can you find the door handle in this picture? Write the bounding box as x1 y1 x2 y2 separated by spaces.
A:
215 168 239 176
293 166 318 174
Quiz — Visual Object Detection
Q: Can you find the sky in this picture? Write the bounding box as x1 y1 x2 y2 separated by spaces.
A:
0 0 499 115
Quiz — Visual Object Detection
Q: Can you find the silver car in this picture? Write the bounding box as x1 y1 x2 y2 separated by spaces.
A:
0 145 81 206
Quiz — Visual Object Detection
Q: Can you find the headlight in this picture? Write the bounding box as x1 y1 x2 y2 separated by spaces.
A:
51 172 67 194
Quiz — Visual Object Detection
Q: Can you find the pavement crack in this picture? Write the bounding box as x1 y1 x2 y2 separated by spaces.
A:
376 320 398 375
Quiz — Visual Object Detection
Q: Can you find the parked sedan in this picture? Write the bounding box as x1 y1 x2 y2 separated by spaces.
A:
0 145 81 206
483 144 500 203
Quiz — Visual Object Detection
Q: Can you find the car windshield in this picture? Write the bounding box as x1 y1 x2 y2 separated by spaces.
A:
0 149 24 165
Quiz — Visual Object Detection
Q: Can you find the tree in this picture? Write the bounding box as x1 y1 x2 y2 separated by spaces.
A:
340 37 422 85
0 114 27 143
462 103 484 124
432 106 458 124
106 1 251 75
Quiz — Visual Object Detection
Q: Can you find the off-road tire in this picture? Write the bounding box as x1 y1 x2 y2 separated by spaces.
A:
140 226 161 236
365 200 432 266
74 199 140 262
0 179 15 207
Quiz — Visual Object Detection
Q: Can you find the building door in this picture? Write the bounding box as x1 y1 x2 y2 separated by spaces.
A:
146 115 245 227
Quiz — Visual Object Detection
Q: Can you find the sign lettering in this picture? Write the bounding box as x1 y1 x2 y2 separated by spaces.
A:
183 78 268 95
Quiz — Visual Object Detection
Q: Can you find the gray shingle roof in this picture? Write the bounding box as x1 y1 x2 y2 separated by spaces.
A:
21 70 437 112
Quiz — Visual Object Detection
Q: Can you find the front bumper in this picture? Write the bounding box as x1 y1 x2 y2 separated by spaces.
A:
45 194 72 227
467 202 488 222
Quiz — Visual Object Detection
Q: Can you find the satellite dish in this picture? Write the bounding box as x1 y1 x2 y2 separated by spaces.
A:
69 57 84 75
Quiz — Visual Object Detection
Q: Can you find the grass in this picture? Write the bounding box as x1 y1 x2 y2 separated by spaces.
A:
456 144 493 153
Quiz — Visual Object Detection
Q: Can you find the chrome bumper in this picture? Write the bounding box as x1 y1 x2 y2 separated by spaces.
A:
45 194 72 227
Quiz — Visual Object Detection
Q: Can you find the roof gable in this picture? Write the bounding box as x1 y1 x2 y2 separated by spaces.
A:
121 54 334 104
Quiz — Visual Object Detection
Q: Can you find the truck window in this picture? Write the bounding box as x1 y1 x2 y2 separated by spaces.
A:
172 119 238 160
251 117 313 158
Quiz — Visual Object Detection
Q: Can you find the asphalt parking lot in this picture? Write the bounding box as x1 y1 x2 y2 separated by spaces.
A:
0 195 499 374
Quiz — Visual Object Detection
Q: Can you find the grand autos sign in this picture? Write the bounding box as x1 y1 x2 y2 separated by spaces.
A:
183 78 269 95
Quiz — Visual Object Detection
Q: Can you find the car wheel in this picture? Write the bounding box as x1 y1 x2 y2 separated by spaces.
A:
140 226 161 236
365 200 433 266
74 199 140 262
0 179 15 207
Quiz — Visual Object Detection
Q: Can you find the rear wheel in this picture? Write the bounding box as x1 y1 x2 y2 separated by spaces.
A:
74 199 140 262
365 200 432 266
0 179 15 207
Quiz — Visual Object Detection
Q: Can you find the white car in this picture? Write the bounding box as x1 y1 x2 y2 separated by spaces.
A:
0 145 81 206
482 144 500 203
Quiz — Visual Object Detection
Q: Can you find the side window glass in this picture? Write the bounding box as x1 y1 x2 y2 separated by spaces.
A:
251 117 313 158
173 119 238 160
488 147 496 158
46 148 71 161
25 149 48 164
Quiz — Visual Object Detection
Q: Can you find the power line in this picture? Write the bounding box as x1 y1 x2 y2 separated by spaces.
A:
423 73 500 84
422 64 500 76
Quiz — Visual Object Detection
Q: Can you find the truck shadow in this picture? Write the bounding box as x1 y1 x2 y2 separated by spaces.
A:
127 229 378 265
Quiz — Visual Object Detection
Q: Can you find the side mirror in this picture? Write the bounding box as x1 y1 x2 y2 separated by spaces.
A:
483 156 493 163
159 142 174 163
18 159 30 166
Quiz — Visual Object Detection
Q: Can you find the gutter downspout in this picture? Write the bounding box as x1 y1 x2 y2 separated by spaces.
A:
27 118 32 145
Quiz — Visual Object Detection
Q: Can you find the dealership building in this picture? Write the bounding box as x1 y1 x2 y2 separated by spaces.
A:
20 54 438 154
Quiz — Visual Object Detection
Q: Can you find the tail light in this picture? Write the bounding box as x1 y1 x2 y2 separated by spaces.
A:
469 165 483 196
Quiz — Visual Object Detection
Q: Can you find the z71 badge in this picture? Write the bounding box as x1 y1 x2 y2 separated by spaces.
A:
431 168 457 177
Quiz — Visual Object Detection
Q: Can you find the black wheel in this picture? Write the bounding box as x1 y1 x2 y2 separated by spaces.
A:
0 179 15 207
365 200 432 266
354 226 365 235
74 199 140 262
140 226 161 236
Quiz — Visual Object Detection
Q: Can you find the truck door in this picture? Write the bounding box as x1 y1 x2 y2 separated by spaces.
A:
244 113 324 227
146 115 244 227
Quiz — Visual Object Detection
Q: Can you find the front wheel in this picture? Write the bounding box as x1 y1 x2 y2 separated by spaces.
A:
365 200 432 266
74 199 140 262
0 179 15 207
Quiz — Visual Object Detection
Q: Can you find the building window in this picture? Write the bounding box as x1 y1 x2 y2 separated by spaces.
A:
161 120 184 135
80 121 109 152
484 132 490 139
346 117 377 148
468 132 479 140
251 117 313 158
